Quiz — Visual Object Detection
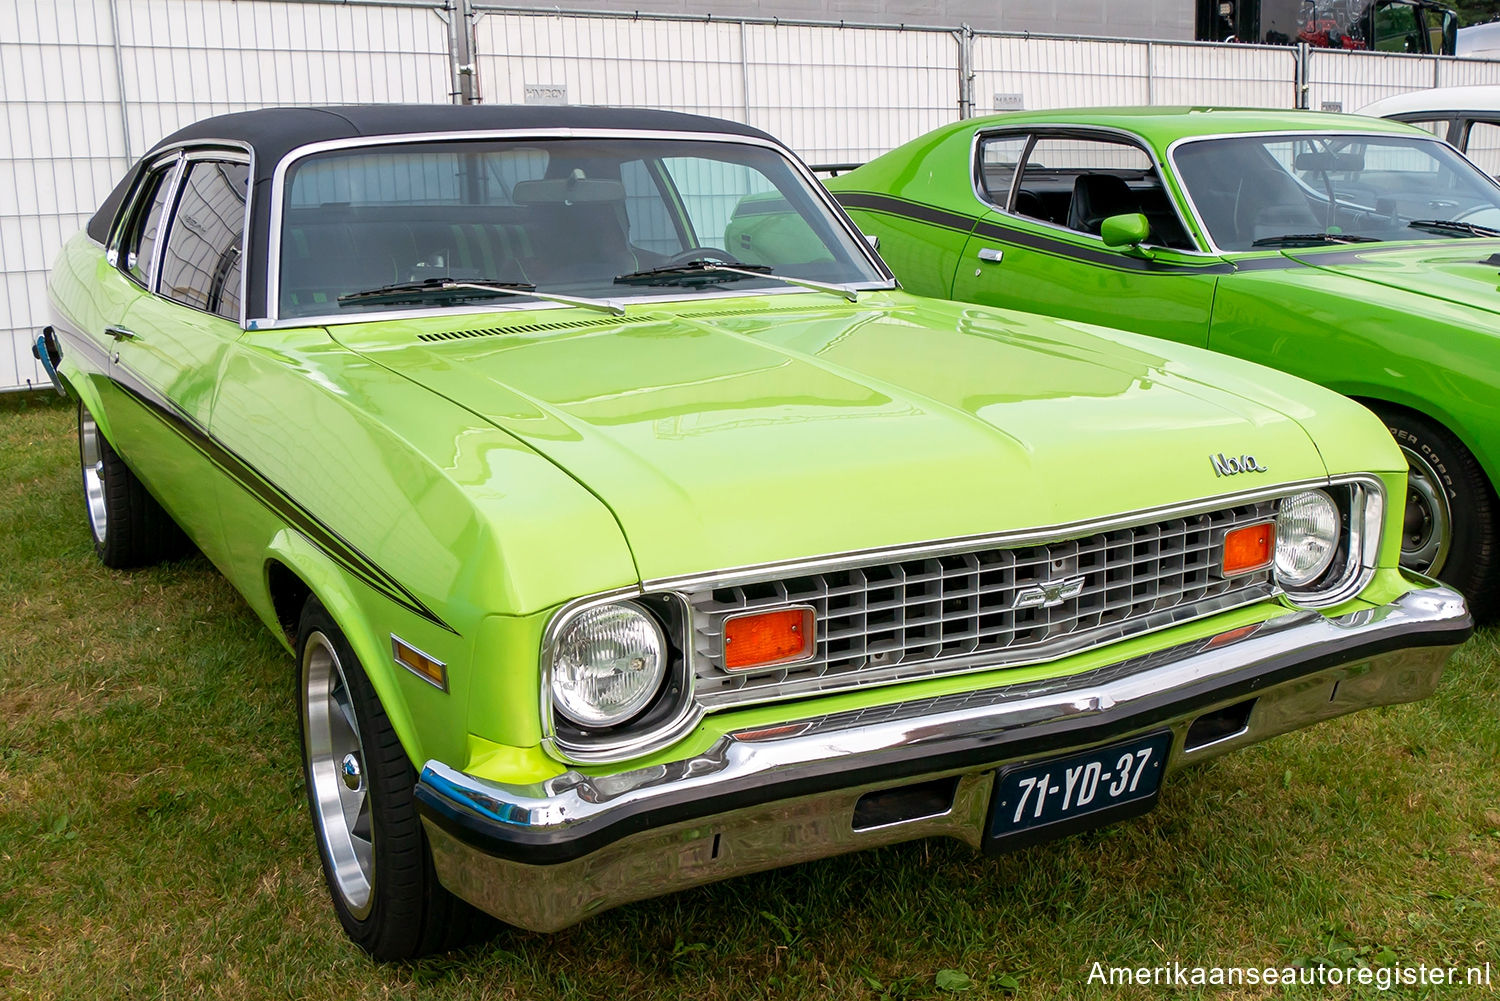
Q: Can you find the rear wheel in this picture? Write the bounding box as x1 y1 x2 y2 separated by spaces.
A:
77 403 189 568
1376 406 1499 619
297 599 473 959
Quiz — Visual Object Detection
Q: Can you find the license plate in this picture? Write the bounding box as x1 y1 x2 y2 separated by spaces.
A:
987 731 1172 851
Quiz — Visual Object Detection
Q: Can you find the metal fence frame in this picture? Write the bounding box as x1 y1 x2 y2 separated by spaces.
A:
8 0 1500 391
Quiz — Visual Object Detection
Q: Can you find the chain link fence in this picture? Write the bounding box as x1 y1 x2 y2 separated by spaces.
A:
8 0 1500 390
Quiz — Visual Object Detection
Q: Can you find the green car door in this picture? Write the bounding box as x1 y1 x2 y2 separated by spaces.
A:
103 152 251 563
948 128 1222 348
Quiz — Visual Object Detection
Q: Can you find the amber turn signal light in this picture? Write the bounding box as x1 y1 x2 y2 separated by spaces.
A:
1222 521 1275 576
723 606 814 671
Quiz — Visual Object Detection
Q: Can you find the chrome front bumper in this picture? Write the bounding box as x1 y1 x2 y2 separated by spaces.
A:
416 584 1470 932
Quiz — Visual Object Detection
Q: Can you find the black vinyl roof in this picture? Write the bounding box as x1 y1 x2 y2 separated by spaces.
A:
85 105 779 319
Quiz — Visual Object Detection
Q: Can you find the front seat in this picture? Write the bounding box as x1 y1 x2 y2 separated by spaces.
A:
1066 174 1138 235
1232 168 1322 246
513 175 637 282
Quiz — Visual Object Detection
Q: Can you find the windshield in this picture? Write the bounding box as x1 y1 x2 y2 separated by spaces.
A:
1172 133 1500 252
277 137 883 318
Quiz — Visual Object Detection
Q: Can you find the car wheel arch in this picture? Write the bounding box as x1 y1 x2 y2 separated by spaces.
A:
1344 392 1500 487
262 532 428 769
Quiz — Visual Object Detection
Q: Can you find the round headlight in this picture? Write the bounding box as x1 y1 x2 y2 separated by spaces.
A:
551 603 667 727
1275 490 1341 587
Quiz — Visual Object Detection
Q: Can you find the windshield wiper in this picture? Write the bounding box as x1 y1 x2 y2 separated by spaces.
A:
337 278 625 316
614 259 860 302
1407 219 1500 238
1250 233 1381 247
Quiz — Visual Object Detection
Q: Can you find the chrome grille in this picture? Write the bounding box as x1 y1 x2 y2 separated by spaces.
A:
686 500 1278 709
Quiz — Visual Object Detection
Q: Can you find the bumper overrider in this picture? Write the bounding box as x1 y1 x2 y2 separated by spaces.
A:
415 583 1470 932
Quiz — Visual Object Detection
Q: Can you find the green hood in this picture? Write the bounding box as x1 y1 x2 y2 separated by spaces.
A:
333 293 1342 581
1288 240 1500 319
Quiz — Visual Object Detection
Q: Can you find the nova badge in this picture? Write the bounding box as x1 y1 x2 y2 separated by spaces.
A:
1210 452 1269 477
1012 575 1086 611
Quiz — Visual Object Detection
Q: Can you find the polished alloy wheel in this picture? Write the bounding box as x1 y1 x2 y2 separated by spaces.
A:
1400 444 1451 576
79 410 108 544
303 630 375 918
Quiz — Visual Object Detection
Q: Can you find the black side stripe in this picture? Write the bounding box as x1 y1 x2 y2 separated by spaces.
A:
834 189 1262 277
110 372 457 634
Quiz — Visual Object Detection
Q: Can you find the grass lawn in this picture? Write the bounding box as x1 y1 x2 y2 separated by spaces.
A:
1 392 1496 1000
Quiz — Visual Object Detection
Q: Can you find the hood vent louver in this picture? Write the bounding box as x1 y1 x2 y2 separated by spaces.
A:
418 315 653 343
416 300 872 343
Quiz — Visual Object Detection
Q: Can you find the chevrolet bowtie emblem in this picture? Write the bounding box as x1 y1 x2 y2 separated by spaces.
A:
1012 575 1086 610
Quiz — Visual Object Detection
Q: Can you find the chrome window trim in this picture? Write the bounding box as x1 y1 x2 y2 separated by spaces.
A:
261 128 897 327
157 146 254 326
541 473 1386 764
967 123 1216 257
108 151 184 292
1163 129 1479 256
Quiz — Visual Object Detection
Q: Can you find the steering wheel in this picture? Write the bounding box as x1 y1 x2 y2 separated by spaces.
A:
662 247 739 266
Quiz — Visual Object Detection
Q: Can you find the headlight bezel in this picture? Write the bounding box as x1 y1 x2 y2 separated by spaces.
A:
1273 476 1385 609
540 591 699 763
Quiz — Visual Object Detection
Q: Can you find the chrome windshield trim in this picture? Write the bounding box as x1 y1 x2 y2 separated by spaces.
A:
1163 129 1478 257
968 122 1216 256
246 281 895 331
265 127 895 325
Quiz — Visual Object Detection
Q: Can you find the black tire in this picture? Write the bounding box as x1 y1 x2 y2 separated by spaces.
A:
77 402 190 568
296 598 474 960
1375 405 1500 619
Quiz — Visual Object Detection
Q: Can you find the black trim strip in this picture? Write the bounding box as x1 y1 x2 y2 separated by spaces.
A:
414 611 1468 865
108 369 456 634
834 189 1258 276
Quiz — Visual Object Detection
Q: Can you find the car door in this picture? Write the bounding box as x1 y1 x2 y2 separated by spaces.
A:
949 129 1225 349
109 150 251 561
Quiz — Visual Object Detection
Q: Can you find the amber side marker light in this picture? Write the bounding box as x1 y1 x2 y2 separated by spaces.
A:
723 606 815 671
1222 522 1275 577
392 636 448 691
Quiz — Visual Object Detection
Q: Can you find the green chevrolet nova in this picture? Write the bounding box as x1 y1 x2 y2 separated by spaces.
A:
827 108 1500 618
39 105 1470 959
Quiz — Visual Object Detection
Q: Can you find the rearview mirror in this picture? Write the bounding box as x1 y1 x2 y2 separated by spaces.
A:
1100 213 1151 249
1293 151 1364 172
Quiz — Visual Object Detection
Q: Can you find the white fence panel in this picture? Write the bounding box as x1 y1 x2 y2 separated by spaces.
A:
1434 54 1500 89
476 14 746 123
1149 42 1295 107
1308 49 1436 113
0 0 450 392
1 0 130 392
742 24 956 163
973 36 1150 112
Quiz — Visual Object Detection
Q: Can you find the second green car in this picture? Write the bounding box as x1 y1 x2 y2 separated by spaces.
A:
827 108 1500 615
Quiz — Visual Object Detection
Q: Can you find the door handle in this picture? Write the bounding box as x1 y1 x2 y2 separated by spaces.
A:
104 325 139 342
976 248 1005 263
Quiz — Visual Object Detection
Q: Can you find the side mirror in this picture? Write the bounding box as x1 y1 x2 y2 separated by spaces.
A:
863 232 880 251
1100 212 1151 249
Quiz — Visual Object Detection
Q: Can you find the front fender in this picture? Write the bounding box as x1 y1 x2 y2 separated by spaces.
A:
263 528 433 768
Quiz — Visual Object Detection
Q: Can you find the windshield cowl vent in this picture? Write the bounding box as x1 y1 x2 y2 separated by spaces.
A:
418 315 652 343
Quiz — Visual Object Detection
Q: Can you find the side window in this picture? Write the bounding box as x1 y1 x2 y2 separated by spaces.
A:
976 135 1028 208
1014 135 1194 249
1463 121 1500 178
621 159 685 257
119 166 175 285
1374 2 1420 52
661 155 832 267
158 160 250 319
1396 117 1451 141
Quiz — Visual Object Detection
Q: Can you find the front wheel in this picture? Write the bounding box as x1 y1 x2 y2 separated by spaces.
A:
1377 406 1499 619
297 599 473 959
